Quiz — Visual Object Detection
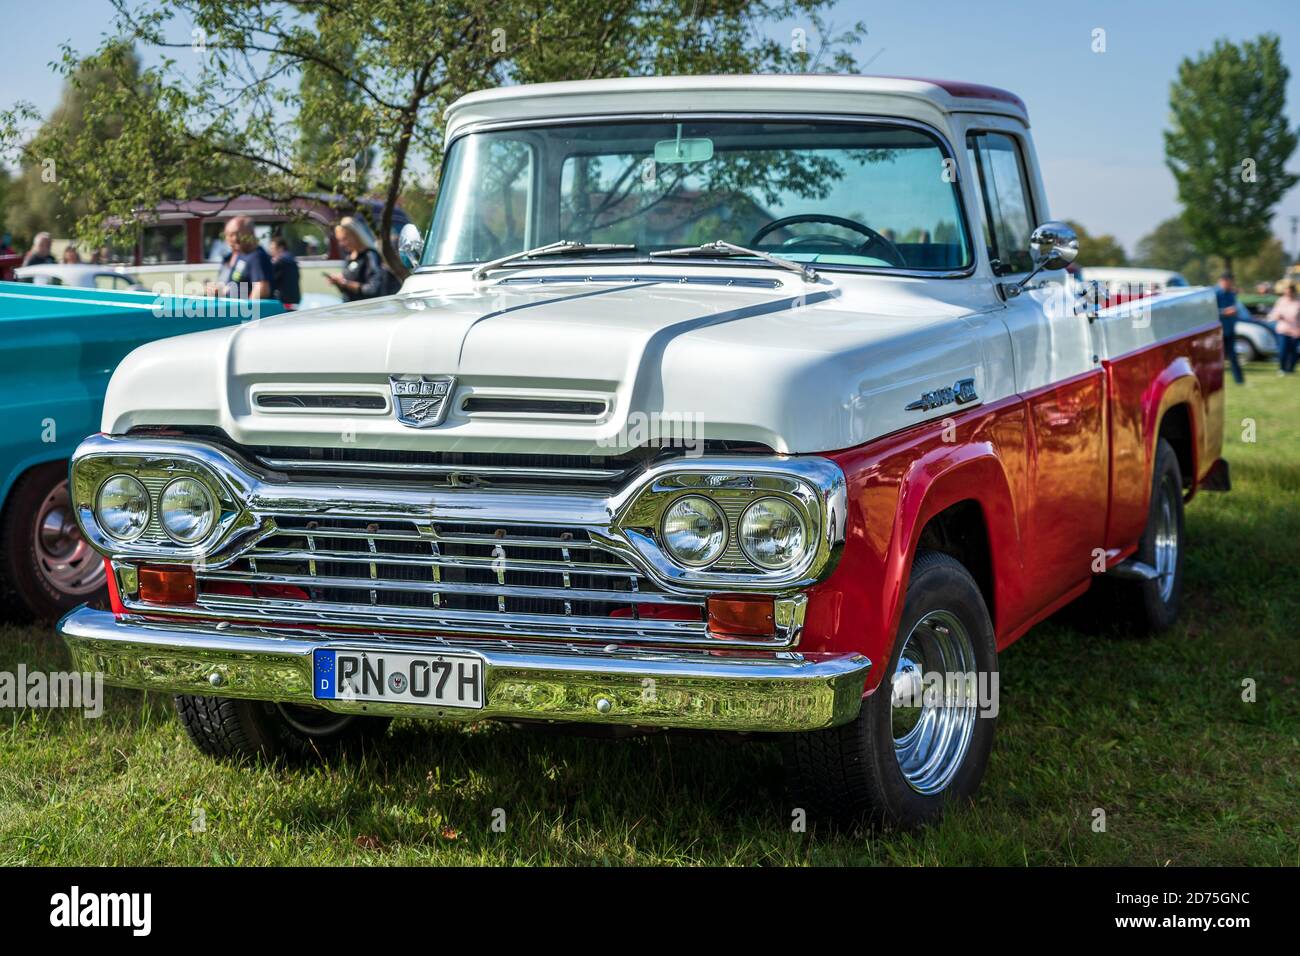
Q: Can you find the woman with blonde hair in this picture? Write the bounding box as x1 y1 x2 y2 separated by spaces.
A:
326 216 392 301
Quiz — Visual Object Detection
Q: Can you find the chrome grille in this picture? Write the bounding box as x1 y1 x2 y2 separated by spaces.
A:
188 514 718 645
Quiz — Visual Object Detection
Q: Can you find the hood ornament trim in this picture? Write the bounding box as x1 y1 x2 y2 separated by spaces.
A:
390 375 457 428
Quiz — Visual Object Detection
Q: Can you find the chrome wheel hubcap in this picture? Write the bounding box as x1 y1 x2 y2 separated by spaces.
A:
891 609 978 795
1153 474 1179 603
33 480 105 596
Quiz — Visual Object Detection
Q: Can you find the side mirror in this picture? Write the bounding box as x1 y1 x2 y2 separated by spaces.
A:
398 223 423 269
1028 220 1078 272
1000 220 1078 300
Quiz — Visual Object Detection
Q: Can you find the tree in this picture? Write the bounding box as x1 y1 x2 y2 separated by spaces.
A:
1136 215 1287 288
1064 220 1128 267
4 52 141 246
1165 34 1299 274
1134 216 1211 283
40 0 865 276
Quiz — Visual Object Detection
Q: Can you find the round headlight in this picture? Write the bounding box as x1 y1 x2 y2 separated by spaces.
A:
159 477 216 544
96 475 150 541
661 495 727 567
739 497 807 570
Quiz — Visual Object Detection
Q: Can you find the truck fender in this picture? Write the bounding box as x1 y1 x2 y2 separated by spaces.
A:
844 440 1021 693
1143 356 1203 497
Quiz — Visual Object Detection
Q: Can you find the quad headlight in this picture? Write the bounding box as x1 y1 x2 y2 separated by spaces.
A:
739 496 807 570
618 461 845 586
661 495 728 566
72 439 245 558
95 475 151 541
159 477 216 544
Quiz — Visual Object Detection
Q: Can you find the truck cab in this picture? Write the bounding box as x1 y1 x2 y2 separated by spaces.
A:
60 75 1226 827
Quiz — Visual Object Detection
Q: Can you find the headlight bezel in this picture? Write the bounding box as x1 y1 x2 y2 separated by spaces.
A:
612 458 846 591
72 450 246 561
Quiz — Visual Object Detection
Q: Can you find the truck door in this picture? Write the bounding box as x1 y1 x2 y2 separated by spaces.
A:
966 130 1109 615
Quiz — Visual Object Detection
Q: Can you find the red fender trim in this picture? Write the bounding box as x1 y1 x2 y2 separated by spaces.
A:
813 401 1026 692
1143 356 1203 498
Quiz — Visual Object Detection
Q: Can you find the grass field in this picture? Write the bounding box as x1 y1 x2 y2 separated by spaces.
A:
1 364 1297 866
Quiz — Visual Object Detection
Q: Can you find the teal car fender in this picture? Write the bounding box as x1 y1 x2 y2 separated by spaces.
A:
0 281 286 618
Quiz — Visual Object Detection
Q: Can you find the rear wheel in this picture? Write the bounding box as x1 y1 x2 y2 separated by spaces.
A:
1111 437 1185 633
784 551 999 829
174 694 391 761
0 462 106 621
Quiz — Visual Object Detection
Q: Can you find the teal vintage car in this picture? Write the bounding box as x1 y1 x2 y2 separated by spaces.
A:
0 281 286 620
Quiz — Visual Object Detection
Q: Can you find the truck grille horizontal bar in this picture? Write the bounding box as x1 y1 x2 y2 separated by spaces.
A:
169 513 773 646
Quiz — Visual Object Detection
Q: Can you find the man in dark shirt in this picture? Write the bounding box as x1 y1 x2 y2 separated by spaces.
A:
206 216 272 299
1215 271 1244 385
269 236 301 307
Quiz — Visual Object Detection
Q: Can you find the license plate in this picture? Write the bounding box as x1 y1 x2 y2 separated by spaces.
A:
312 649 484 709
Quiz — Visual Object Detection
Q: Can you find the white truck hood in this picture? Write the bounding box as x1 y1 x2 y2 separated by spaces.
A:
102 272 1003 455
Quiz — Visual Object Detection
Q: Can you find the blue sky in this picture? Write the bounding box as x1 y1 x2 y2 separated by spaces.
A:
5 0 1300 254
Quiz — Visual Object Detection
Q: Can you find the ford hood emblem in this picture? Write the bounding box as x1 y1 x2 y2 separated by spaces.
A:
390 375 456 428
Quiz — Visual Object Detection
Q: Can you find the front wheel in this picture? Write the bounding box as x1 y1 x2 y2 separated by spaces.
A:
174 695 391 761
784 550 999 829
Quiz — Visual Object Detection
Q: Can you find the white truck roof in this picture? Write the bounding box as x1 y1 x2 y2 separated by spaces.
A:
444 74 1030 140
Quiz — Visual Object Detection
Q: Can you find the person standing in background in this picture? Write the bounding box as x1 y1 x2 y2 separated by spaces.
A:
1268 282 1300 375
22 232 55 266
205 216 272 299
325 217 390 302
1215 272 1245 384
61 246 81 264
269 236 301 307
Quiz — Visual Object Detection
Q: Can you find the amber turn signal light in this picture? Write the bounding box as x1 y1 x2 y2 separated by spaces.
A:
137 565 197 605
706 595 776 638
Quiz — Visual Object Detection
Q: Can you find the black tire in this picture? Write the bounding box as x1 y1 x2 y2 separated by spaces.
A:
0 461 107 621
784 550 999 829
1112 437 1185 633
174 694 391 761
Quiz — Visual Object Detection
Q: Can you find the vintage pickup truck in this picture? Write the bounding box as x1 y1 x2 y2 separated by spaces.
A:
59 75 1227 827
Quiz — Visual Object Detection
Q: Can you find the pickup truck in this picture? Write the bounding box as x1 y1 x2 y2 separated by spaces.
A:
58 75 1228 828
0 281 285 620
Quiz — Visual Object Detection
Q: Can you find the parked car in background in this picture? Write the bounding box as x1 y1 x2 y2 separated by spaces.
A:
1076 266 1189 297
1230 311 1279 361
61 75 1228 829
15 263 145 291
0 281 287 620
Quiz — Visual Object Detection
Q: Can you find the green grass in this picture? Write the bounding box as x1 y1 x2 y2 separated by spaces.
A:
1 365 1297 866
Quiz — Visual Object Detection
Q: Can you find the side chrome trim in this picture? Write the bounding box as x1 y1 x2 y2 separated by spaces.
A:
60 606 870 732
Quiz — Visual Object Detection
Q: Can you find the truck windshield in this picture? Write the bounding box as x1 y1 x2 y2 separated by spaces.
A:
422 119 971 273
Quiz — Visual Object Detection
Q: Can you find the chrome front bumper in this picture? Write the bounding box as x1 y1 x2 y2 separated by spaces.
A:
60 606 870 732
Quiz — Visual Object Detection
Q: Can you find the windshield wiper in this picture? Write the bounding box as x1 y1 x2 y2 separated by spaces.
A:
649 240 819 282
470 240 637 281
